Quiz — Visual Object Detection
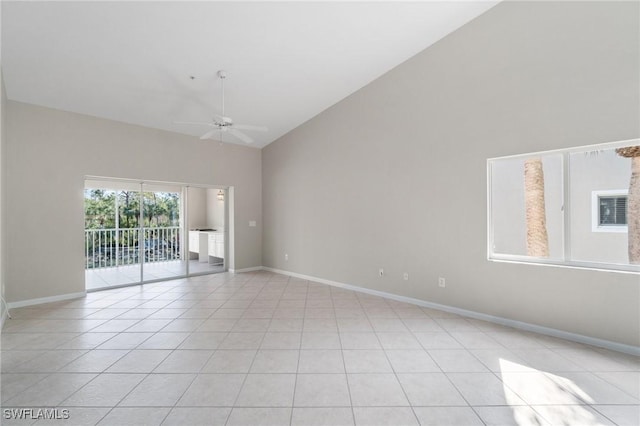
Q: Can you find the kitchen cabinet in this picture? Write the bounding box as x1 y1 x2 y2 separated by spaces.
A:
189 231 209 262
190 230 224 263
208 233 225 258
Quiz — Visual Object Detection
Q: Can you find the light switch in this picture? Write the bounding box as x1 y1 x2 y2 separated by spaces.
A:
249 221 257 227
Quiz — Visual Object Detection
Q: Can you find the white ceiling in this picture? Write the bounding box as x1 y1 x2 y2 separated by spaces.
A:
2 1 498 148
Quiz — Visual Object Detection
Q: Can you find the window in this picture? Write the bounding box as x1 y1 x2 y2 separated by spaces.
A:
600 197 627 225
488 139 639 273
592 190 627 232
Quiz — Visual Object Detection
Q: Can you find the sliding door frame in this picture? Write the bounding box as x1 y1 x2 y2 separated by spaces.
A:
84 176 231 292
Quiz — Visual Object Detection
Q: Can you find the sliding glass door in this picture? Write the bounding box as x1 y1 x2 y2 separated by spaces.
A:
142 183 186 282
84 180 143 289
85 178 228 290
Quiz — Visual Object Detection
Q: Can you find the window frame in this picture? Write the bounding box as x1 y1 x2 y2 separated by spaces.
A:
487 138 640 274
592 190 628 233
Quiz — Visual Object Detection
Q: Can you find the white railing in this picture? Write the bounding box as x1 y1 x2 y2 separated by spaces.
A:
85 227 181 269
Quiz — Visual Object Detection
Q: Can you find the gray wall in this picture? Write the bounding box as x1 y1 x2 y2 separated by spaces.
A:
187 188 226 230
188 187 208 230
262 1 640 346
5 101 262 303
1 68 6 321
206 188 225 229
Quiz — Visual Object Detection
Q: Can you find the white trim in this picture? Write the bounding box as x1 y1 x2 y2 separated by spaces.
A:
562 153 571 261
591 189 628 233
7 292 86 309
487 138 640 161
231 266 264 273
262 266 640 356
85 175 228 191
486 160 493 262
1 309 8 328
488 255 640 274
1 296 11 324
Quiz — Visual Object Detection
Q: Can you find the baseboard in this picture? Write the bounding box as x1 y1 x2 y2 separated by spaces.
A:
7 291 86 309
263 267 640 356
231 266 264 273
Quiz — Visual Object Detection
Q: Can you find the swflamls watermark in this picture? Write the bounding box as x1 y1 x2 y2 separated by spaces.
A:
3 408 70 420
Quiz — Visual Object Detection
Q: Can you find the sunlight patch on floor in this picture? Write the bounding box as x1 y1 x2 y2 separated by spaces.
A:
499 358 610 426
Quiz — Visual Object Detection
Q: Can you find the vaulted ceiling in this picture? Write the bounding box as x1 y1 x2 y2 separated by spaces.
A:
2 1 498 148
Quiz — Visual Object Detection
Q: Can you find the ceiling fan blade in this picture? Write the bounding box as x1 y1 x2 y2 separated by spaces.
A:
233 124 268 132
200 129 218 140
177 72 260 143
227 128 254 144
174 121 214 126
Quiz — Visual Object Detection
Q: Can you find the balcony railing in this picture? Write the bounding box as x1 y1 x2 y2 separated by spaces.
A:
85 227 181 269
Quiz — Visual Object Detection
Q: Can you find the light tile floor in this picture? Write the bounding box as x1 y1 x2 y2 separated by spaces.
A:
1 271 638 425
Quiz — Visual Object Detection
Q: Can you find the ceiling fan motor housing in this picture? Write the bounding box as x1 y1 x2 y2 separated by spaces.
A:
215 116 233 125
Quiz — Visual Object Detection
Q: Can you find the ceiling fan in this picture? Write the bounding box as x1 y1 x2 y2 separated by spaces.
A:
175 70 267 144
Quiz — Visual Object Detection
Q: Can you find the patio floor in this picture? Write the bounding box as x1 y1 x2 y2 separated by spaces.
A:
85 260 225 290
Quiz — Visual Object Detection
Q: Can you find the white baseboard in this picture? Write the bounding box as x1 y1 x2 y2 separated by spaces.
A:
7 292 86 309
263 267 640 356
231 266 264 273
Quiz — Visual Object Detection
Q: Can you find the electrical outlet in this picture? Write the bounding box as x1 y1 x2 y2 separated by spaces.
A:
285 254 289 261
379 268 384 277
403 272 409 281
438 277 446 288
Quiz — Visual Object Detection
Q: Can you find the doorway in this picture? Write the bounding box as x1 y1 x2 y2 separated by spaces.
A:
186 186 227 276
84 178 228 290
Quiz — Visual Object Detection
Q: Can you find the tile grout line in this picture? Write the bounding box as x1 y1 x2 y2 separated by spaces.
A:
366 299 422 425
341 291 360 425
288 275 306 426
223 276 276 426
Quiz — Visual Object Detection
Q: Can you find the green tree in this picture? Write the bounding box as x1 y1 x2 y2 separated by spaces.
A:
84 189 116 229
119 191 140 228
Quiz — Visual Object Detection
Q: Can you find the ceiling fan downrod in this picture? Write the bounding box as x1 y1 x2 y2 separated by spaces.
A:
217 70 227 120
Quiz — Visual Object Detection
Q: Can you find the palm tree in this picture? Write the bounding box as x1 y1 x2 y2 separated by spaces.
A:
615 146 640 264
524 158 549 257
120 191 140 228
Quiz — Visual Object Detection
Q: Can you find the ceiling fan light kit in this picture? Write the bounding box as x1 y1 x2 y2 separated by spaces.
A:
175 70 267 144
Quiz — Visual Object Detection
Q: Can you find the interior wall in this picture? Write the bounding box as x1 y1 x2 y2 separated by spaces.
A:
262 1 640 347
5 101 262 303
187 187 208 230
0 68 6 321
206 188 225 229
187 188 225 230
1 0 5 322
